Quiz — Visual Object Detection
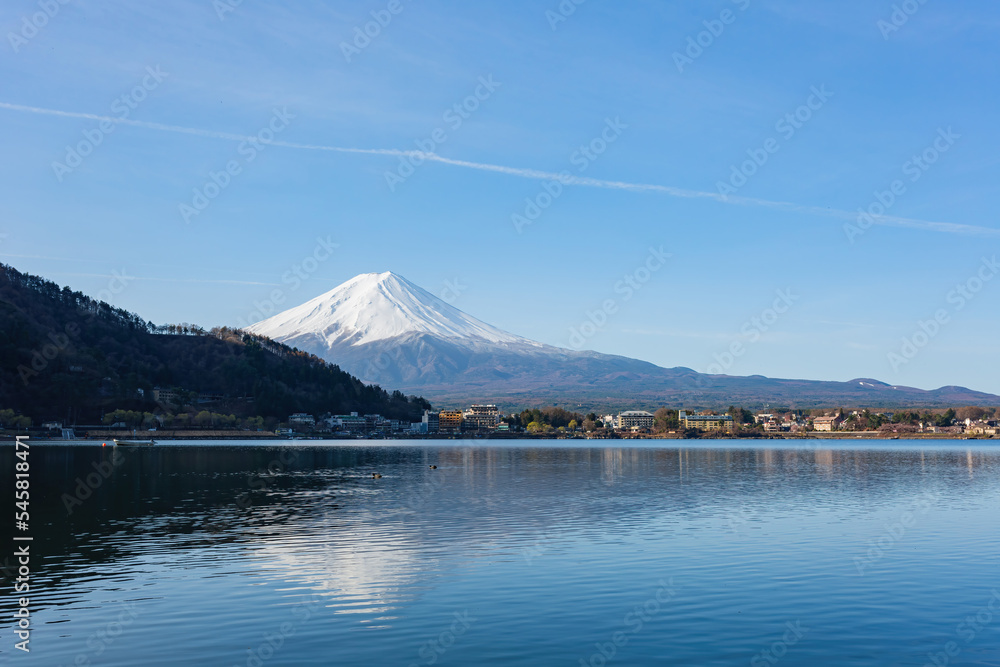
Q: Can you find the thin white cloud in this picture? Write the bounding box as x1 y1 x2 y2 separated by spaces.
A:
0 252 284 281
45 272 280 286
3 101 998 238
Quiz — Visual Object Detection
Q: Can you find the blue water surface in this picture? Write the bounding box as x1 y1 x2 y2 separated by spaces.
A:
1 440 998 666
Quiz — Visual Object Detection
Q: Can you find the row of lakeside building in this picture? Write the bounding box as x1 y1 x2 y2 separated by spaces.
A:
283 407 738 436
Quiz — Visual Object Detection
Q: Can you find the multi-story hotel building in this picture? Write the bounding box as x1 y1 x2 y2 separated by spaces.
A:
464 404 500 431
618 410 655 431
679 411 734 432
438 410 464 434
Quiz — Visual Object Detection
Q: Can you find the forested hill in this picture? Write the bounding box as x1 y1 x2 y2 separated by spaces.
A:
0 263 431 425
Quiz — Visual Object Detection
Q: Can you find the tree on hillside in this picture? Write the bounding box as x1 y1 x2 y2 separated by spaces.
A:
935 409 956 427
0 410 31 430
0 262 432 425
653 408 679 433
518 407 584 429
728 406 754 426
956 406 987 422
843 410 886 431
892 412 921 425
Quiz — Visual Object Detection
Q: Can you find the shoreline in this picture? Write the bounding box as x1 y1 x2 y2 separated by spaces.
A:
3 431 995 442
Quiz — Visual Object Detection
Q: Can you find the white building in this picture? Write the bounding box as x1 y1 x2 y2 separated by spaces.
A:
464 405 500 431
288 413 316 429
618 411 654 431
422 410 440 433
333 413 367 433
813 415 842 432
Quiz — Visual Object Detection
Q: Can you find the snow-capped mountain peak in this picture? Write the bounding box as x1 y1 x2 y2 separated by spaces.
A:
247 271 532 348
242 272 1000 409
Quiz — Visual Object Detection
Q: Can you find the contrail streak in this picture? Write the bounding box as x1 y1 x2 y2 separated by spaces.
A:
2 100 996 237
45 272 280 286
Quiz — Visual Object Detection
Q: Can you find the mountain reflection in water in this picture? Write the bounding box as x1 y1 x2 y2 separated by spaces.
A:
2 441 998 666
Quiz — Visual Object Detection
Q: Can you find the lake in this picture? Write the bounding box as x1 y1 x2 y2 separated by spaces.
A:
2 440 999 666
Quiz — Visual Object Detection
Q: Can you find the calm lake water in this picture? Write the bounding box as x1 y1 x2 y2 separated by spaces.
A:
2 440 999 666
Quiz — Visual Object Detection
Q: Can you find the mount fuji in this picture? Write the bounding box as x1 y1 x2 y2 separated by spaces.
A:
248 271 536 350
247 272 1000 409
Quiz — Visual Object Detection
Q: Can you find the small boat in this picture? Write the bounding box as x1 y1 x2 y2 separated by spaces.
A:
113 438 156 447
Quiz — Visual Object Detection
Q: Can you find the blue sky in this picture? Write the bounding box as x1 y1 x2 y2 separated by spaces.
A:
2 0 999 394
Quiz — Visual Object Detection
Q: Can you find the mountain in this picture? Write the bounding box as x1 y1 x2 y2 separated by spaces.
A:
0 264 430 424
247 272 1000 410
247 271 536 349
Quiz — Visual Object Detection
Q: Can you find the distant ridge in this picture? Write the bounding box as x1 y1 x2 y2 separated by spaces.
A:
247 272 1000 410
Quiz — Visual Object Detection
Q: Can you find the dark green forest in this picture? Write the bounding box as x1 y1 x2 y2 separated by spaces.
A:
0 263 431 425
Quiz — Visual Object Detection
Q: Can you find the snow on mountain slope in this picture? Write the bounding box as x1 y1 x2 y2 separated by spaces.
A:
243 271 1000 408
246 272 538 348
